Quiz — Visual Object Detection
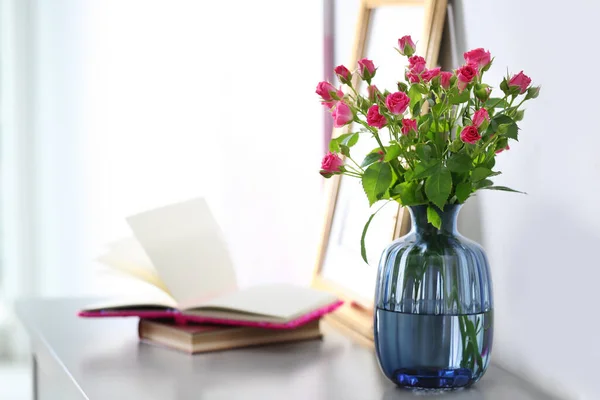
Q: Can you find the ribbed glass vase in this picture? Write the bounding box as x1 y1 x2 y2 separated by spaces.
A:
374 204 493 390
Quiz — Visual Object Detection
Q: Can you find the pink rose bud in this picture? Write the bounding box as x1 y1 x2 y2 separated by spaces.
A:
358 58 376 82
408 55 426 74
367 85 380 102
331 101 354 128
320 152 344 174
421 67 441 82
495 144 510 154
366 104 387 129
385 92 410 115
334 65 352 85
398 35 416 56
463 48 491 68
401 118 418 135
526 86 541 99
460 125 482 144
472 108 490 128
316 81 343 106
440 71 453 89
475 83 491 101
509 71 532 94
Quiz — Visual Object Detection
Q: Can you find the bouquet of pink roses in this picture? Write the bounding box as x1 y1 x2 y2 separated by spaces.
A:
317 35 539 247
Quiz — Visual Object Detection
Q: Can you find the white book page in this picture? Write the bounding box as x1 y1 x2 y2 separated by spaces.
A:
190 284 338 321
97 237 171 294
126 197 237 306
80 293 178 312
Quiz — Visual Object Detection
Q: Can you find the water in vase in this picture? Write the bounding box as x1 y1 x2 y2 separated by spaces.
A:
374 308 493 389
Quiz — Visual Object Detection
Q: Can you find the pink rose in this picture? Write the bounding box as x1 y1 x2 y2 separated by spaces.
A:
406 71 420 83
457 64 477 91
316 81 340 100
331 101 353 128
472 108 490 128
316 82 343 108
321 152 343 173
495 144 510 154
457 64 477 83
408 55 426 73
358 58 376 81
460 125 482 144
366 105 387 129
509 71 532 94
385 92 410 115
398 35 416 56
334 65 352 84
440 71 453 89
422 67 441 82
464 48 491 68
401 118 417 135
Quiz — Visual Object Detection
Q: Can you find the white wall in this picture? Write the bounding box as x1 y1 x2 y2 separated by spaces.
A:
1 0 325 298
453 1 600 398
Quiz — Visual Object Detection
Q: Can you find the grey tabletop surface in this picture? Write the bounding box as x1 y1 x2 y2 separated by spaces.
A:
16 298 558 400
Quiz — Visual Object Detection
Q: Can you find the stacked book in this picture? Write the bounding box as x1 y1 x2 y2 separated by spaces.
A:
78 198 342 354
138 318 323 354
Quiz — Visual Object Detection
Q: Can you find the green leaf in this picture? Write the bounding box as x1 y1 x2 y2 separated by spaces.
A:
449 89 470 105
471 167 493 182
335 132 359 148
360 212 376 264
360 202 391 264
448 139 464 153
432 102 446 116
342 132 359 147
493 114 513 123
393 181 426 206
329 140 340 153
412 99 423 117
339 144 350 157
384 144 401 162
427 206 441 229
475 179 493 189
362 162 393 206
418 114 433 135
485 98 509 108
455 182 472 203
415 143 432 162
361 151 382 167
408 85 422 111
411 160 440 180
425 166 452 209
446 153 473 173
481 186 526 194
415 84 429 94
505 123 519 140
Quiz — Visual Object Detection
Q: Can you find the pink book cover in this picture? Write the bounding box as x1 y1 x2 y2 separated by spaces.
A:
78 300 344 330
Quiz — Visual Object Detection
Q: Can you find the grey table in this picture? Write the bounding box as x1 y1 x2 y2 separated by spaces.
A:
16 298 558 400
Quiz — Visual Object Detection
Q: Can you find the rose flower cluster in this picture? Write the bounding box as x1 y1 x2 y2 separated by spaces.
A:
314 35 539 229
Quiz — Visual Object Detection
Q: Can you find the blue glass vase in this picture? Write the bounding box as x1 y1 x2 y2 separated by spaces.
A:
374 204 493 390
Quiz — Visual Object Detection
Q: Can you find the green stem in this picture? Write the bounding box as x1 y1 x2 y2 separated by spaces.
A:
342 171 362 178
347 156 364 172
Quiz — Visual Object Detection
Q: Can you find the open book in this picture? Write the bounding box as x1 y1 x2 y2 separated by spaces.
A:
79 198 343 329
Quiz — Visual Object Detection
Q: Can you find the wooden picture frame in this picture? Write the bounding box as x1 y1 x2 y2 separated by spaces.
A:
313 0 447 343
